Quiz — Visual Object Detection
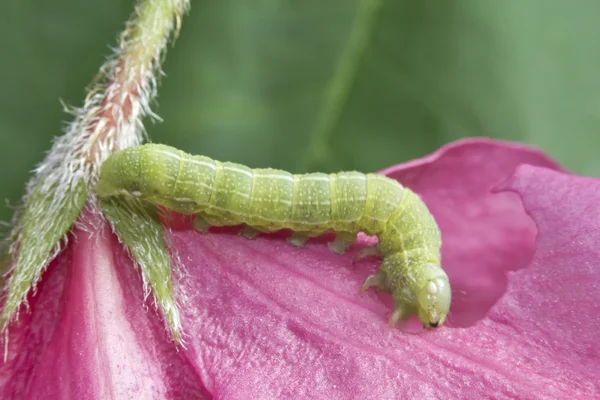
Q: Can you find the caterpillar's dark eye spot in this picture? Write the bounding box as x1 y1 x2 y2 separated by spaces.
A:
430 321 439 328
391 229 397 234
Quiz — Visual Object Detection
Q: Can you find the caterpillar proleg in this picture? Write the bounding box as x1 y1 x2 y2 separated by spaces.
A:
97 144 451 329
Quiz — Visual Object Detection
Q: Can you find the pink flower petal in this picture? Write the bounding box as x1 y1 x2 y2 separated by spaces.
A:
4 138 598 399
496 164 600 387
0 221 209 399
380 138 566 328
164 138 594 398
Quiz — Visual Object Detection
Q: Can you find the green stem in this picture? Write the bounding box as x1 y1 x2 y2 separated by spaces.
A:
299 0 383 172
123 0 189 76
0 0 191 339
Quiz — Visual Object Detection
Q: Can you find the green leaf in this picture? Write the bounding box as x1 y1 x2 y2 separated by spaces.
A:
1 178 87 327
100 197 182 342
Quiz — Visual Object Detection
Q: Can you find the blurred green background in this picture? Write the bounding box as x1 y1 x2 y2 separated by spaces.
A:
1 0 599 223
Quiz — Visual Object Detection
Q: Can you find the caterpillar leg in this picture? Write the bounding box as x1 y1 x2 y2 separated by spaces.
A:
287 231 325 248
192 215 211 233
388 306 410 327
352 245 381 264
327 232 356 255
287 232 311 248
193 213 239 233
240 226 261 240
360 269 389 295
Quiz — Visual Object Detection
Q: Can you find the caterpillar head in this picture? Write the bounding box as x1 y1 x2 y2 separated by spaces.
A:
417 272 451 329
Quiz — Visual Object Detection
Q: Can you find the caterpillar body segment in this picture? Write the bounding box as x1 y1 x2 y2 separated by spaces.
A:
97 144 451 329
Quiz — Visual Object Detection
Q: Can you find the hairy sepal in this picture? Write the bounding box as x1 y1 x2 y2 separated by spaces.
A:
1 178 88 328
100 197 182 343
0 239 10 290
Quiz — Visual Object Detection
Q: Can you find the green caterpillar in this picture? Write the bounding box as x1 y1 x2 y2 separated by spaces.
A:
96 144 451 329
